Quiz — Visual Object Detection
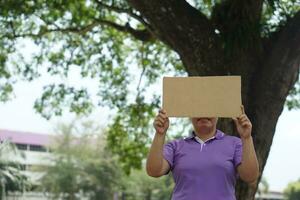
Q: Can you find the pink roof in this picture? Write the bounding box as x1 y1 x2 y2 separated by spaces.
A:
0 129 52 146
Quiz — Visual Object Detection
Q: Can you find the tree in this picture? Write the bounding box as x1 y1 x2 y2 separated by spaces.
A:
256 176 269 199
40 121 121 200
0 0 299 199
0 140 30 200
284 179 300 200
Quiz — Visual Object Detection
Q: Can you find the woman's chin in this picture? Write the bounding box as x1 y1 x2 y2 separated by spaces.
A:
196 125 213 132
192 117 217 133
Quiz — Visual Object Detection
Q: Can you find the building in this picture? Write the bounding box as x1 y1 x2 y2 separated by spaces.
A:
0 129 54 200
256 191 285 200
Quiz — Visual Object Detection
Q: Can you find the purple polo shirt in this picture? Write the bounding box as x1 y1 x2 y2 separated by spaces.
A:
163 130 242 200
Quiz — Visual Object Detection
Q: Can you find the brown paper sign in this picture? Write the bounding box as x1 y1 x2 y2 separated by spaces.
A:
162 76 242 118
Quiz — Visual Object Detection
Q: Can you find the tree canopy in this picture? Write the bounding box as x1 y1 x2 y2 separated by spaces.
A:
0 0 189 173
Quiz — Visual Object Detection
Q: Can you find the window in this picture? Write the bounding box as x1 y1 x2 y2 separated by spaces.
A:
29 144 47 152
19 164 26 171
15 143 28 150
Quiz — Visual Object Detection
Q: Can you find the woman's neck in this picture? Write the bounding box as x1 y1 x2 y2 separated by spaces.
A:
194 128 217 141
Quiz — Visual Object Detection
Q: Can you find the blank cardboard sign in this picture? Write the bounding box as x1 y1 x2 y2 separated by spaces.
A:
162 76 242 118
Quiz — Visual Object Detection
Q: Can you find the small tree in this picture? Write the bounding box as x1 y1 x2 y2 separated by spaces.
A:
256 176 269 200
40 120 121 200
0 140 30 200
284 179 300 200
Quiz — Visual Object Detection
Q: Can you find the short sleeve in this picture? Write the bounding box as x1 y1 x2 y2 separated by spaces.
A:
163 141 175 170
233 138 242 168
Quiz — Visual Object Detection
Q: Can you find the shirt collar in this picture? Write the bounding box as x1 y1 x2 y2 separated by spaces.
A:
185 129 224 141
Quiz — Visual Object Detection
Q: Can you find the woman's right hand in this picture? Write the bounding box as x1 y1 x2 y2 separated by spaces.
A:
153 109 169 135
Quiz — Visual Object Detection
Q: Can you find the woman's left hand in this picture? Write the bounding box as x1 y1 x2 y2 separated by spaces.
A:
232 105 252 139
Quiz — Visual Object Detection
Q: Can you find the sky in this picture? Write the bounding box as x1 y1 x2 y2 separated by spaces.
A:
0 39 300 192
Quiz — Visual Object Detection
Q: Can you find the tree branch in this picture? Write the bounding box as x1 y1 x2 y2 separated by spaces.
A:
97 19 154 42
211 0 264 33
6 19 154 42
126 0 212 47
126 0 224 76
95 0 150 29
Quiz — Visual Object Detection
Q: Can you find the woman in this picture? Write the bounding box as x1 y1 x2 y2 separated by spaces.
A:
146 106 259 200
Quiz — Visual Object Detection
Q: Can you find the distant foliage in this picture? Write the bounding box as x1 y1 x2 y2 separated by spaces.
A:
39 120 174 199
0 140 31 199
39 120 120 200
284 179 300 200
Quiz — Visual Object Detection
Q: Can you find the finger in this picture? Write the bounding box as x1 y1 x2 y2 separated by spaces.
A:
159 115 168 122
238 114 248 121
241 105 245 114
159 109 167 115
239 114 247 118
239 117 248 124
159 113 167 119
158 113 166 120
154 120 163 127
155 117 165 124
241 122 251 128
